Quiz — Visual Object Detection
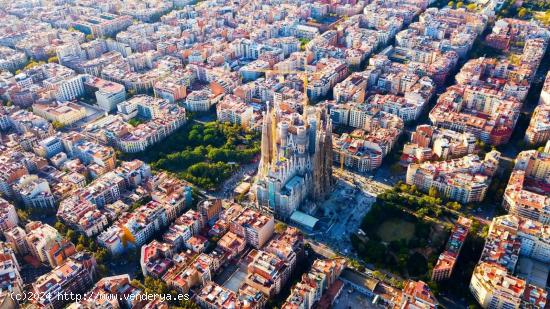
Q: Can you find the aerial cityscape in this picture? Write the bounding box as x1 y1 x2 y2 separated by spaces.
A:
0 0 548 308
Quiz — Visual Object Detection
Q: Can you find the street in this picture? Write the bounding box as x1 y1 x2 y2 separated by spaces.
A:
211 161 259 199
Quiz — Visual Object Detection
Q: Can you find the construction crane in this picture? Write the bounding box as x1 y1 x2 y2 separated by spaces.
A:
243 13 351 114
246 68 323 123
244 68 326 167
246 68 352 172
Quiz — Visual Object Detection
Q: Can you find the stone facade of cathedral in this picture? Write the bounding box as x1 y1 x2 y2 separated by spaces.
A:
254 104 333 219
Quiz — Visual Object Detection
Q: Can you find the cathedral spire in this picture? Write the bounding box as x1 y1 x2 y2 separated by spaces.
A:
324 113 334 189
312 110 334 202
260 102 274 176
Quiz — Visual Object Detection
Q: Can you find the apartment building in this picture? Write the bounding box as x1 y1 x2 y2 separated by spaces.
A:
5 227 28 256
406 151 501 204
185 88 222 112
198 199 223 227
245 249 290 297
71 13 132 38
429 85 521 146
100 95 187 153
399 280 439 308
25 221 76 268
0 46 27 72
32 101 86 126
32 252 97 309
75 274 147 308
265 227 303 272
283 258 345 309
402 125 477 165
333 127 401 172
0 198 18 235
503 145 550 224
13 175 56 209
216 95 254 129
83 75 126 112
196 281 242 309
98 175 191 255
469 214 549 308
0 242 23 296
140 240 175 279
154 77 187 104
432 217 472 281
230 207 274 249
470 262 547 309
525 72 550 145
98 201 168 255
217 231 246 260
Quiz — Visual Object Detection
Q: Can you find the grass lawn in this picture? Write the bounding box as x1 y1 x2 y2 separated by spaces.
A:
376 219 415 242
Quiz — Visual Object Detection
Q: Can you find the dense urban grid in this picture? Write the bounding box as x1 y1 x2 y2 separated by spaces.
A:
0 0 548 308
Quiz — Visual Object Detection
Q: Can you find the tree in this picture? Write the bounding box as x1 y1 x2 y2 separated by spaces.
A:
16 209 29 222
416 207 429 218
456 1 464 8
299 38 310 51
389 163 402 176
364 240 387 264
128 118 142 127
428 281 440 297
89 239 99 251
348 259 365 272
47 56 59 63
77 235 86 246
97 264 109 277
66 229 76 242
23 60 45 70
52 120 65 130
85 34 94 41
518 8 528 18
428 187 439 198
448 1 455 8
143 277 169 295
275 222 287 234
466 3 477 11
446 201 462 211
407 252 428 277
94 248 109 263
131 279 145 289
54 221 67 234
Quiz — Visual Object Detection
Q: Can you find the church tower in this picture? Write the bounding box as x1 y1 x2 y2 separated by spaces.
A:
259 105 274 176
312 110 333 202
